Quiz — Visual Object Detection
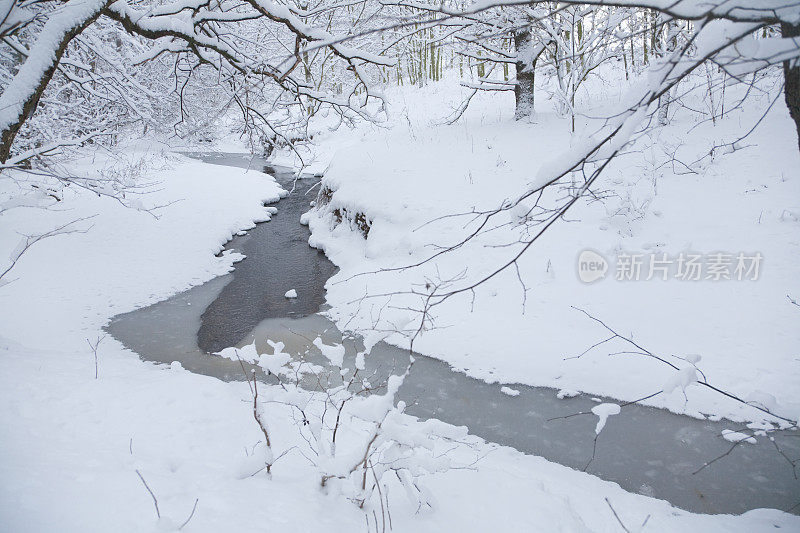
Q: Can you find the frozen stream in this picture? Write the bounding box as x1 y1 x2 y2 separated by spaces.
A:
106 152 799 516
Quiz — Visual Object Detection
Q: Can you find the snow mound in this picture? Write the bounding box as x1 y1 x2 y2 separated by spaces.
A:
721 429 757 445
591 403 621 435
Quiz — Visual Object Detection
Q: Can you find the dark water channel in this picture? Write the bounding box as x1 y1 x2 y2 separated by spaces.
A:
106 152 799 516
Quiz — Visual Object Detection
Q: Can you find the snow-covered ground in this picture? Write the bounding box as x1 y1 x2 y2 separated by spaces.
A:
1 75 799 530
300 72 800 427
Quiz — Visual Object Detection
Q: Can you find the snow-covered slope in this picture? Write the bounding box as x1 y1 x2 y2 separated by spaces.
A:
1 148 797 531
303 74 800 426
1 74 799 529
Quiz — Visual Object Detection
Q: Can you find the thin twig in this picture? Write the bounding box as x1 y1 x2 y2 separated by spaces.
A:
179 498 199 530
604 498 631 533
135 469 160 519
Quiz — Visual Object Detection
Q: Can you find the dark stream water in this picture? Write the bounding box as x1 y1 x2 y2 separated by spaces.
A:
106 152 799 516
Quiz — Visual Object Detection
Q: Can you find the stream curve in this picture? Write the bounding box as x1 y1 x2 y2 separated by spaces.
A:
105 152 800 516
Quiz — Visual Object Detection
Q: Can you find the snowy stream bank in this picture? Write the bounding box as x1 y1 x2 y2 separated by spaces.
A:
106 153 800 516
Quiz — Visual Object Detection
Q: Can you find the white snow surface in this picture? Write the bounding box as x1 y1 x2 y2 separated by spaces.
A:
0 83 798 530
300 74 800 427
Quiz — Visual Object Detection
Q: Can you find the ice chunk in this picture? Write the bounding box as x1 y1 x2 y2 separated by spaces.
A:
313 337 345 367
721 429 756 444
259 340 291 374
215 343 259 364
591 403 621 435
355 351 366 370
284 289 298 298
363 330 391 354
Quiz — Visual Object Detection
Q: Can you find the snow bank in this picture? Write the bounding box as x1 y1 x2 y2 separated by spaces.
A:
0 151 283 350
303 74 800 426
1 145 796 530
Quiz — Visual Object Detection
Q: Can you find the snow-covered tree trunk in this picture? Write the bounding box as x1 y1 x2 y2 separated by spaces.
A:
782 21 800 150
656 92 670 126
657 19 678 126
0 0 108 163
513 28 536 120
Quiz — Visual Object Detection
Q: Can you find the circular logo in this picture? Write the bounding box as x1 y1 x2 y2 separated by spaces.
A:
577 250 608 283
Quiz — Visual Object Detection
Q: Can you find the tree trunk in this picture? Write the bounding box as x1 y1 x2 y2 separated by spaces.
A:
514 29 536 121
781 22 800 151
657 92 670 125
0 0 106 163
657 19 677 126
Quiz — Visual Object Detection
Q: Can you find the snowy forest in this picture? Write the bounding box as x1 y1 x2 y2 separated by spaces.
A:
1 0 800 531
